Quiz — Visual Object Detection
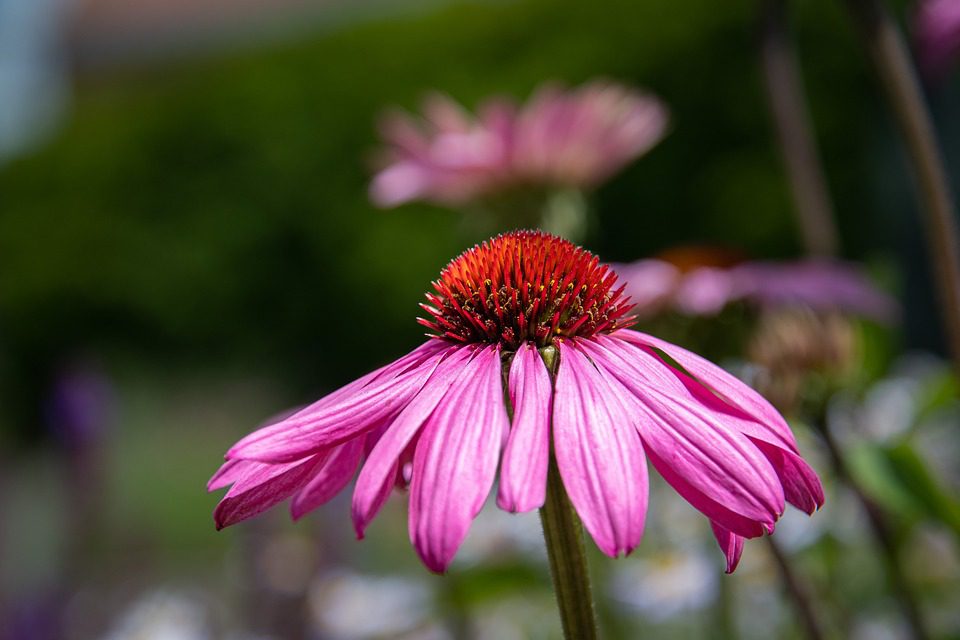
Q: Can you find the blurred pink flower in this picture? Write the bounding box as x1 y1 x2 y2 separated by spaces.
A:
914 0 960 80
370 81 668 208
615 253 898 322
210 231 821 574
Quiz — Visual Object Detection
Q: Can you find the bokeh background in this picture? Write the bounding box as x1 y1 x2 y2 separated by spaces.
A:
2 0 959 638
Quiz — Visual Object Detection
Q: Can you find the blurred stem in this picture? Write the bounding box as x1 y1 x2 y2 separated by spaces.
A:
815 418 929 640
765 537 827 640
539 455 598 640
540 189 589 243
715 568 736 639
760 0 840 257
843 0 960 376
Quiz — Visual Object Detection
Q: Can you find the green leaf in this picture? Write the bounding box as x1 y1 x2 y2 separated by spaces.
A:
882 442 960 538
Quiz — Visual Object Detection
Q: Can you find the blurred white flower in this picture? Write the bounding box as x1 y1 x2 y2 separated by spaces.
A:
829 352 955 447
100 589 211 640
734 583 786 640
308 571 434 640
257 532 317 596
471 595 561 640
454 499 547 567
609 548 718 622
851 610 909 640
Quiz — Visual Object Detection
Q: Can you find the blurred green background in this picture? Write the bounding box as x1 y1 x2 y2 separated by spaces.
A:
1 0 959 638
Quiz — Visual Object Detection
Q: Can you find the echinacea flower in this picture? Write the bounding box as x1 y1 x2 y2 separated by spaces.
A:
615 248 897 322
369 81 668 208
914 0 960 81
210 231 823 574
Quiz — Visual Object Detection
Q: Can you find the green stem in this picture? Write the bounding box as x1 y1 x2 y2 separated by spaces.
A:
817 418 929 640
844 0 960 377
539 455 599 640
765 536 827 640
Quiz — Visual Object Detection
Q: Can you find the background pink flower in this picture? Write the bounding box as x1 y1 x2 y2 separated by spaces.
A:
370 81 668 208
914 0 960 81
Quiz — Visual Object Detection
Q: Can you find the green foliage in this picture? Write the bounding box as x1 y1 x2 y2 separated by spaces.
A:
883 442 960 538
0 0 892 437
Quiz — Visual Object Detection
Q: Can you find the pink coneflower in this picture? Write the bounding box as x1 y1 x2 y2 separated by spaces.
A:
210 231 822 574
615 247 897 322
369 82 668 208
914 0 960 81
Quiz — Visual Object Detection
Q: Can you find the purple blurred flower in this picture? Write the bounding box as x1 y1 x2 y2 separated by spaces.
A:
44 362 115 449
370 81 668 208
615 255 898 322
914 0 960 81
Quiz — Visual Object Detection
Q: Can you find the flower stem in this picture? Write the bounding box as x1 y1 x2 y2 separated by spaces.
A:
539 454 599 640
844 0 960 376
816 418 930 640
760 0 840 257
765 536 827 640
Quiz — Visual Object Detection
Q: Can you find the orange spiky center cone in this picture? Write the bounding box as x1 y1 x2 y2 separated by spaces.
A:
419 230 635 349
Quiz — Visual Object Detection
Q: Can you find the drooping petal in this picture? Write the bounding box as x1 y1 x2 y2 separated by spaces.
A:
352 345 477 538
667 354 817 513
581 337 784 533
648 446 768 537
616 329 799 453
497 342 552 513
228 343 452 463
213 453 327 529
591 334 789 454
290 438 365 520
748 438 824 514
711 521 745 574
679 375 824 514
590 334 823 515
408 345 508 573
552 341 648 558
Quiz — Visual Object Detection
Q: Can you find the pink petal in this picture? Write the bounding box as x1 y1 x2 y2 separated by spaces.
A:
377 108 431 156
645 446 766 538
290 438 365 520
370 162 431 208
673 371 824 514
615 329 800 453
497 343 552 513
581 337 784 532
408 345 508 573
595 335 823 515
612 259 680 317
207 458 248 492
552 341 648 558
352 345 477 538
228 343 451 463
711 521 745 573
748 437 824 514
213 453 326 529
595 334 793 453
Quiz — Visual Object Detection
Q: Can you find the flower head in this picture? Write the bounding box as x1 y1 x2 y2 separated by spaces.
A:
211 231 822 573
914 0 960 81
370 82 668 208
